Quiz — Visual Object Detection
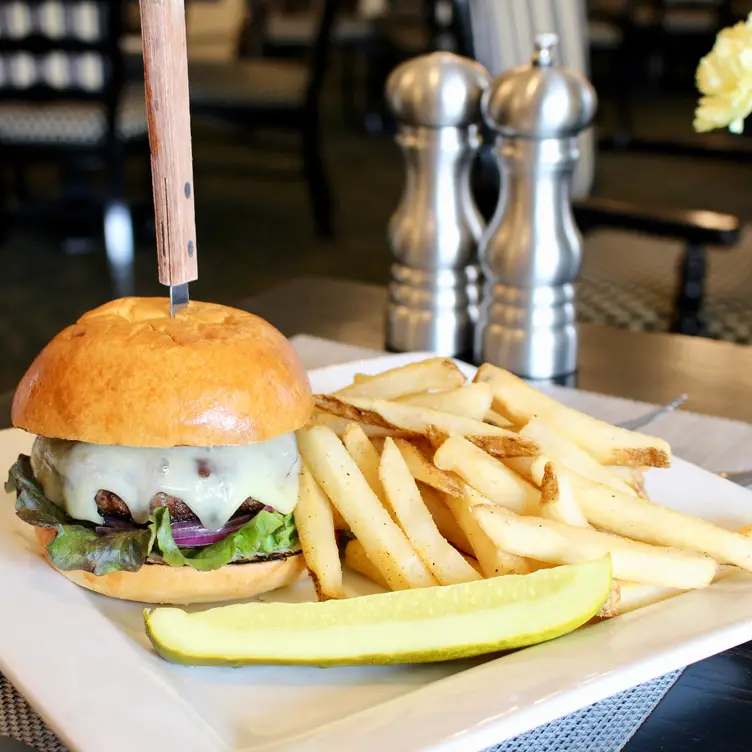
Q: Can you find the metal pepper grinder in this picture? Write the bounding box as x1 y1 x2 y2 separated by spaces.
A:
385 52 491 358
476 34 597 379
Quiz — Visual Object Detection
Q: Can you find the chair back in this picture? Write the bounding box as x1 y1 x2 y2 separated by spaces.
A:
186 0 246 61
453 0 595 199
0 0 125 143
304 0 339 111
247 0 339 112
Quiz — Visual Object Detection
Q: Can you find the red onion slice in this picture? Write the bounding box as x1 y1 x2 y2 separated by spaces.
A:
95 511 265 547
170 514 254 547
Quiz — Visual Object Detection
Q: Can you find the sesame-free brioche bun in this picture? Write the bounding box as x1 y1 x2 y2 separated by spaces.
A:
12 297 313 447
34 529 306 604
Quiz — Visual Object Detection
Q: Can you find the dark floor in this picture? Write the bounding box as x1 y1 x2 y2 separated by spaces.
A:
1 83 750 395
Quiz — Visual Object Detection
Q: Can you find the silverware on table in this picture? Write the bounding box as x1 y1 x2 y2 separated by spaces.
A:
614 396 752 488
618 394 688 431
717 470 752 487
476 33 597 379
385 52 490 358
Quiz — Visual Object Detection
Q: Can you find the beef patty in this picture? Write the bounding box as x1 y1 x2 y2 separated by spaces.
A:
95 490 265 524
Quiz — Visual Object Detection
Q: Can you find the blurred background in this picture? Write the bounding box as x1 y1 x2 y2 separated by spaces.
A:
0 0 751 393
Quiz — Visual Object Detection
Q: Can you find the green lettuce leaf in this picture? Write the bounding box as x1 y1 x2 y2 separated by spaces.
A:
7 454 298 575
7 455 154 575
153 507 298 571
45 525 157 576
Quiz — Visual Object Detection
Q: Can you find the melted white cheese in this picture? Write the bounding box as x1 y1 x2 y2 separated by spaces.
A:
30 434 301 531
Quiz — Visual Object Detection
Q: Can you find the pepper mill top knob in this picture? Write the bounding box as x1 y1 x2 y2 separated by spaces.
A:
482 33 597 138
386 52 491 128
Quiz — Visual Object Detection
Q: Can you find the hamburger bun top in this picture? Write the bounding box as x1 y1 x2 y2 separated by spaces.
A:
12 297 312 447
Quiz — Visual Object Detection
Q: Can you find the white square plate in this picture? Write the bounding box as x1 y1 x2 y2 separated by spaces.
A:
2 352 752 752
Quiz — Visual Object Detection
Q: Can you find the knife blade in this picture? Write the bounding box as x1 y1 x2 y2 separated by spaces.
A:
170 282 190 317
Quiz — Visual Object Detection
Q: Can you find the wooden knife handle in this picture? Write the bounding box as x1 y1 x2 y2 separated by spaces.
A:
139 0 198 286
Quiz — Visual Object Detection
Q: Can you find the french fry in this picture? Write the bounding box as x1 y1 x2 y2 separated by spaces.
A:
443 484 533 576
398 383 492 421
314 395 539 458
394 438 461 496
502 457 536 482
433 435 540 515
344 538 481 586
611 581 682 615
344 539 389 589
380 439 481 585
342 423 386 502
297 425 438 590
597 580 684 619
598 581 621 618
522 418 638 497
294 464 345 600
562 469 752 574
709 522 752 581
331 504 349 531
474 363 671 468
334 357 466 399
534 459 591 528
309 410 408 439
463 554 482 574
417 482 474 554
485 410 514 429
472 504 717 589
608 466 649 499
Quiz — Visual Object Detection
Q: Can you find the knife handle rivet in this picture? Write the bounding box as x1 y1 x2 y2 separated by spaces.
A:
184 182 191 199
187 240 194 257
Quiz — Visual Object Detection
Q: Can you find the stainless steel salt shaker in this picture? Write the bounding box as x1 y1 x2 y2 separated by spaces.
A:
476 34 597 379
385 52 491 358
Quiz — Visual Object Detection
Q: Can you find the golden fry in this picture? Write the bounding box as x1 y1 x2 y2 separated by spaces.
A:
334 357 466 400
433 435 540 514
564 468 752 574
535 459 591 528
309 410 408 438
343 423 386 503
294 464 345 600
297 425 437 590
485 410 515 429
344 539 389 589
417 482 474 554
380 439 481 585
394 438 461 497
609 581 682 616
522 418 638 496
474 363 671 467
314 395 539 459
472 504 716 589
598 582 621 618
398 383 492 421
444 484 533 576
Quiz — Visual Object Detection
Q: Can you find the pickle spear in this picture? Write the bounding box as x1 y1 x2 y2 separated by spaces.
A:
144 557 611 667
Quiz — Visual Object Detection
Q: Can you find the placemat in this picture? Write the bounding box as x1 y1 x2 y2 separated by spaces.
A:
2 334 751 752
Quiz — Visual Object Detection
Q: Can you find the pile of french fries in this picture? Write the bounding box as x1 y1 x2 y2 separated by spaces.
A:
293 358 752 619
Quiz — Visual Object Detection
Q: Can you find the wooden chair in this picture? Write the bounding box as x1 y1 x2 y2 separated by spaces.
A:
188 0 340 237
453 0 742 336
0 0 148 297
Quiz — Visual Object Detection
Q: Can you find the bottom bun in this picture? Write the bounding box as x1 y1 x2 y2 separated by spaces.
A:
35 528 306 604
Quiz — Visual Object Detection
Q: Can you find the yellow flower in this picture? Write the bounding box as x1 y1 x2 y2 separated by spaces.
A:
694 13 752 133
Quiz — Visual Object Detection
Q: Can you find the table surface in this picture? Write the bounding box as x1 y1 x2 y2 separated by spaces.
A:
240 276 752 752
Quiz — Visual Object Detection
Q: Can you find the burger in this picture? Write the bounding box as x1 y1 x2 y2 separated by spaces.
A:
5 297 312 604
